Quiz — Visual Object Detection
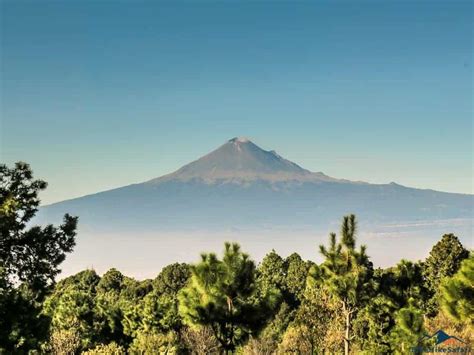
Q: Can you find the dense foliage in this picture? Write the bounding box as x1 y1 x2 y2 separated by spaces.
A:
178 243 279 352
1 163 472 354
0 162 78 352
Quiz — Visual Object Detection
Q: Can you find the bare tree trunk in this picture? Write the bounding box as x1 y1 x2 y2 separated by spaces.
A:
342 302 351 355
344 311 350 355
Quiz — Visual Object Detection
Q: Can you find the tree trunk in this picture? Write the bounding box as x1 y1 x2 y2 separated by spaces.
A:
343 303 351 355
226 296 234 353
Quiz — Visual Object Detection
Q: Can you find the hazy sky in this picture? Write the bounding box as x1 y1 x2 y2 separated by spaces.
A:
1 0 472 204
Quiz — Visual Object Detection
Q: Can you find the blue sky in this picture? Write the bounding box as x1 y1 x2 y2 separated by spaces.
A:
1 0 472 204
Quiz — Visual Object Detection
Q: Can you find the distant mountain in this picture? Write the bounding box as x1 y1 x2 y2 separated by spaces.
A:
151 137 337 183
39 137 472 230
35 137 473 277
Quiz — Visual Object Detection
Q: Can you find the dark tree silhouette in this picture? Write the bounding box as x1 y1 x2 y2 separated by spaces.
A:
0 162 78 351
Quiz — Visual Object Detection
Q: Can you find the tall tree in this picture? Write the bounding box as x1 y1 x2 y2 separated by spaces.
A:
256 249 291 343
255 252 313 349
257 250 286 299
440 253 473 328
0 162 78 352
96 268 124 294
178 242 280 352
153 263 190 297
308 214 373 355
354 261 429 353
279 285 341 354
0 162 77 291
285 253 313 306
42 270 101 351
389 300 426 354
122 263 191 349
94 269 133 346
423 234 469 315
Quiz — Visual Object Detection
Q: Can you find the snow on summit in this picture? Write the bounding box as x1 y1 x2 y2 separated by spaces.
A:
229 137 250 143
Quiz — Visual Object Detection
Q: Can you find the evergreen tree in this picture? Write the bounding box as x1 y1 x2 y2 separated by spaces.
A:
257 301 294 350
256 250 311 346
280 285 341 354
94 269 136 347
390 260 429 308
120 277 153 301
133 291 183 336
257 250 286 298
0 162 77 292
423 234 469 315
96 268 124 294
42 270 101 351
440 253 473 327
0 162 78 352
353 294 395 353
94 268 157 347
122 263 191 348
94 289 127 345
256 249 291 346
152 263 190 297
389 300 426 354
308 214 373 355
285 253 313 306
353 260 428 353
178 242 280 352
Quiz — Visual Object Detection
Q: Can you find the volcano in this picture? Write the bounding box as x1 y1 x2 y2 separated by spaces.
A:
36 137 473 277
151 137 334 183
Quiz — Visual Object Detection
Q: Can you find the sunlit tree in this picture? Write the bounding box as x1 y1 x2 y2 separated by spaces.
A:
440 253 473 328
178 242 280 352
308 214 374 355
423 234 469 315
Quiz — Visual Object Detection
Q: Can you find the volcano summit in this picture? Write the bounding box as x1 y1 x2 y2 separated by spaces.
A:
150 137 338 183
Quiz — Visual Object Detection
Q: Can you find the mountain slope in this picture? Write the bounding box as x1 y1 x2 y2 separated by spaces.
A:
35 137 473 277
151 137 337 183
38 137 472 231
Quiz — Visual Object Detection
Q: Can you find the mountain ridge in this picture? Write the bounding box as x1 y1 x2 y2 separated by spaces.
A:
147 137 358 185
35 137 473 276
43 137 471 208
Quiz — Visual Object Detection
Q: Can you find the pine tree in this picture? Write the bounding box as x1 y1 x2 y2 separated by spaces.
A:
281 286 340 354
178 242 280 352
42 270 101 350
285 253 313 306
308 214 373 355
152 263 190 297
353 260 429 353
257 250 287 298
389 300 426 354
440 253 473 327
423 234 469 315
